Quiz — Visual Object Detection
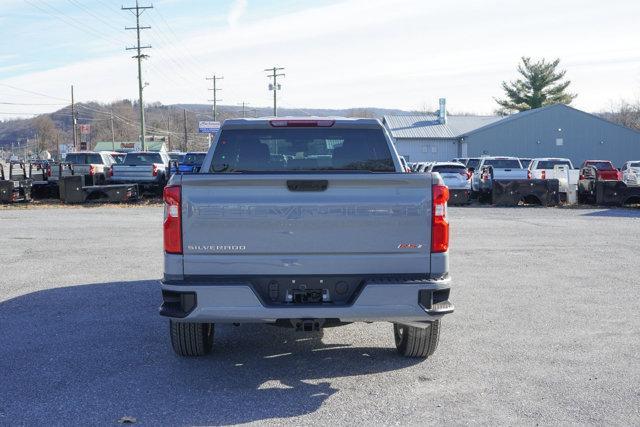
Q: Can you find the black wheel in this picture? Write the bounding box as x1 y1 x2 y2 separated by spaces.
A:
393 321 440 358
170 320 214 357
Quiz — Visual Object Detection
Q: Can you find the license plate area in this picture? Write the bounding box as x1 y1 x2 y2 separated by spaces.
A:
287 289 327 304
250 276 365 306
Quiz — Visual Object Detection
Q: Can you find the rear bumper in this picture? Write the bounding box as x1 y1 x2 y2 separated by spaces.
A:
160 277 453 323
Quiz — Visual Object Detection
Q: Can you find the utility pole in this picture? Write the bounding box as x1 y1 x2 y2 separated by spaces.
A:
71 85 77 151
238 102 248 118
110 110 116 150
206 74 223 121
123 0 153 151
166 112 172 152
183 109 188 152
265 67 285 117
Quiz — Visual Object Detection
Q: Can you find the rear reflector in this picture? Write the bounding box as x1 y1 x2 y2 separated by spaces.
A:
163 185 182 254
269 120 335 127
431 184 449 253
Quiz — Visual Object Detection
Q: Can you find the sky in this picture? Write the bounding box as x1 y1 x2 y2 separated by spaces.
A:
1 0 640 119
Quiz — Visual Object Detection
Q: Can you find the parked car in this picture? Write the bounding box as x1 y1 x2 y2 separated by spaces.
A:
621 161 640 186
465 157 481 172
425 162 471 204
528 158 575 179
578 160 622 203
413 162 432 173
398 156 410 172
50 152 115 186
472 156 526 193
168 152 186 164
160 117 454 359
451 157 468 165
105 152 127 164
519 158 532 169
580 160 621 181
110 151 170 191
173 152 206 174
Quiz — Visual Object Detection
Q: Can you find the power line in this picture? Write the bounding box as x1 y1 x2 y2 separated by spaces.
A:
24 0 127 47
265 67 285 117
123 0 153 151
0 82 68 102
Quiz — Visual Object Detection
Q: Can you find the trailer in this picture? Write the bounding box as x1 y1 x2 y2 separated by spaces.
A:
0 162 32 203
59 175 140 204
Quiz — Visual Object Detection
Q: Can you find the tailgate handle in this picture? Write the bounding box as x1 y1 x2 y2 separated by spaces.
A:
287 180 328 192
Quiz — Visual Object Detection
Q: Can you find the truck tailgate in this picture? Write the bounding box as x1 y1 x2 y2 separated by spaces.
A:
492 168 528 180
112 165 154 181
180 173 433 276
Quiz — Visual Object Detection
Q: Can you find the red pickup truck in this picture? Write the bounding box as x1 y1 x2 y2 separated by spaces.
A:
578 160 622 203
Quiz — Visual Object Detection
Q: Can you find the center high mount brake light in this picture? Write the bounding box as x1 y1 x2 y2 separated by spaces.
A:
269 120 335 128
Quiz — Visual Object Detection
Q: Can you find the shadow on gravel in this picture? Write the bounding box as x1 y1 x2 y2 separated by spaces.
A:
0 281 420 425
581 208 640 218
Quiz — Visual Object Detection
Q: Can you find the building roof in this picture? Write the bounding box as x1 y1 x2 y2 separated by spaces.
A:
461 104 640 138
383 114 503 139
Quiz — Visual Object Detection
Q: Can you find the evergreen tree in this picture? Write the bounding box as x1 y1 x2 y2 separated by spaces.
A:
495 57 577 114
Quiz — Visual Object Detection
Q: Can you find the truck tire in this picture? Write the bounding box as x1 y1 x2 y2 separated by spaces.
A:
393 321 440 358
170 320 214 357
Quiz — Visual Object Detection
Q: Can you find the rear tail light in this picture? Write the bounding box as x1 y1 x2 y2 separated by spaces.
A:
481 170 490 182
89 165 95 176
46 166 52 177
527 170 531 179
163 185 182 254
152 164 159 177
541 170 546 180
108 168 113 178
579 174 585 180
466 170 472 180
431 183 449 253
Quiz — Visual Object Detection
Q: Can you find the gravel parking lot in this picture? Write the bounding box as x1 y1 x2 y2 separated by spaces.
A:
1 206 639 425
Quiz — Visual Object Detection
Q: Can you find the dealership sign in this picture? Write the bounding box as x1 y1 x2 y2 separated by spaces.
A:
198 121 220 133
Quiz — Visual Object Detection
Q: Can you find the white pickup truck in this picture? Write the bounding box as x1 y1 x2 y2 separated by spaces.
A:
621 161 640 186
473 156 526 193
50 152 115 186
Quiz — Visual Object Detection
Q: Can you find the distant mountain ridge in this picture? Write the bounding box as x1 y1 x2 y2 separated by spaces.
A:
0 102 414 149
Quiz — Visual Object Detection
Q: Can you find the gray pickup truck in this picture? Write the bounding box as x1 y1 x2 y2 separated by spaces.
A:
160 118 454 359
50 152 115 186
110 151 170 191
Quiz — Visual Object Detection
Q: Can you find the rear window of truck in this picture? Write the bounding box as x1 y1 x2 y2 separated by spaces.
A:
585 161 614 170
483 159 522 169
64 153 103 164
431 165 467 175
124 153 163 165
210 128 395 173
535 160 572 169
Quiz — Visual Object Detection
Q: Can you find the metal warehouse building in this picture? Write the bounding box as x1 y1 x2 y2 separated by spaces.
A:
383 102 640 167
